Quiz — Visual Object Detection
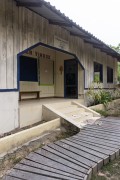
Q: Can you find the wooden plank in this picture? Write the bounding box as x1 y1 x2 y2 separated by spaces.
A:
6 0 14 89
13 1 19 88
0 0 7 88
33 13 40 44
7 168 57 180
36 148 90 176
52 142 103 170
41 144 88 173
84 125 120 134
70 135 118 151
78 131 120 144
82 127 120 139
41 146 92 179
3 176 23 180
27 8 34 48
60 139 110 164
42 144 94 167
20 159 81 180
70 136 119 158
18 6 23 52
97 117 120 122
71 135 119 149
76 133 120 146
84 124 120 132
81 128 120 138
13 163 79 180
26 153 87 179
99 118 120 122
41 145 97 173
66 139 116 161
42 18 48 44
35 147 90 169
98 120 120 126
22 7 28 51
100 117 120 120
92 122 120 129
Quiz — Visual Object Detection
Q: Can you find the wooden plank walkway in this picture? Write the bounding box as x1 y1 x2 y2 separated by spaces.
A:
3 117 120 180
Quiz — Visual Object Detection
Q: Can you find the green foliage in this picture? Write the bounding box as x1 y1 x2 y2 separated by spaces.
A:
94 109 108 117
99 90 112 105
112 87 120 100
110 43 120 53
86 82 112 106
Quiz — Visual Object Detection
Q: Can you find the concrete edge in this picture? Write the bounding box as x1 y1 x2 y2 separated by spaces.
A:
72 101 101 117
0 118 61 155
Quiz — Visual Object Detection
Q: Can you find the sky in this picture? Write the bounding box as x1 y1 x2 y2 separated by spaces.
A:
46 0 120 46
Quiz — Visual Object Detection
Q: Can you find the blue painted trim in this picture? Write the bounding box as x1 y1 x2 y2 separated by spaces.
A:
17 42 85 92
0 89 18 92
0 41 85 92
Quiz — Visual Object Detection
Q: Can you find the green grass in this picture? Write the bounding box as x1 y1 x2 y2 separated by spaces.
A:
91 157 120 180
91 175 106 180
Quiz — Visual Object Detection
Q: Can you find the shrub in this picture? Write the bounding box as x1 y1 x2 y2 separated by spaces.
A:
112 87 120 100
86 82 112 106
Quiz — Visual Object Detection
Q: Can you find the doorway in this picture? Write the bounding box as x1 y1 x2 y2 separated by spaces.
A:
64 59 78 98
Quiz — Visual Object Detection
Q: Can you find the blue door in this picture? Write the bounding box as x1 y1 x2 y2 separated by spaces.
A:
64 59 78 98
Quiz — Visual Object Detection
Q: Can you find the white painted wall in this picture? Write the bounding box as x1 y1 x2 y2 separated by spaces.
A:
0 92 19 134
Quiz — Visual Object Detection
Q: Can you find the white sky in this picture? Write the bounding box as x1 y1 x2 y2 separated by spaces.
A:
46 0 120 46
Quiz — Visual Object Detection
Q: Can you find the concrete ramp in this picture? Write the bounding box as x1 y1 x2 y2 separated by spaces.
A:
43 101 101 129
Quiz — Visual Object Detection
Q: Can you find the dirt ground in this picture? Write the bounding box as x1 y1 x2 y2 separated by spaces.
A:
92 156 120 180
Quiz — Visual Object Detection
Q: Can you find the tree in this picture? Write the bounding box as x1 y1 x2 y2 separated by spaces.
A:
110 44 120 83
110 43 120 53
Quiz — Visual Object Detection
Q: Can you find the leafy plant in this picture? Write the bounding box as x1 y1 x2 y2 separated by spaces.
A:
86 82 112 106
99 90 112 106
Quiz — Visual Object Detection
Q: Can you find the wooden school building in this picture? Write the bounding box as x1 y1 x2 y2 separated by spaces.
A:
0 0 120 135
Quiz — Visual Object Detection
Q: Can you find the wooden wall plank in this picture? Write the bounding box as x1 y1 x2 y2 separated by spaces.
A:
22 7 28 50
13 0 19 88
6 0 14 88
0 0 7 88
18 7 23 52
33 13 40 44
27 9 34 48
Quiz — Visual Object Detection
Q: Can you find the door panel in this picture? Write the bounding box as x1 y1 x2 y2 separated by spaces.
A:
64 59 78 98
